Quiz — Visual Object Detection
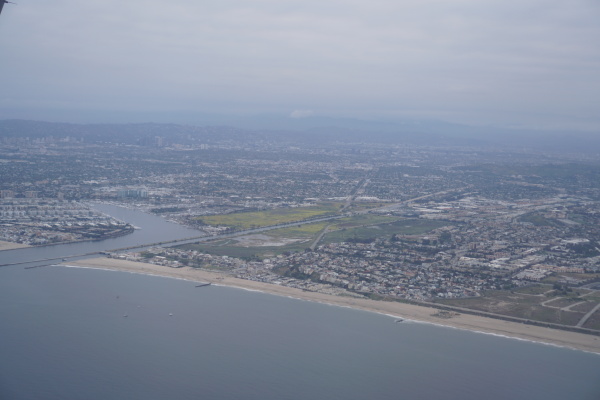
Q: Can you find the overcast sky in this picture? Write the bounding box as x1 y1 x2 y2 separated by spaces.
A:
1 0 599 130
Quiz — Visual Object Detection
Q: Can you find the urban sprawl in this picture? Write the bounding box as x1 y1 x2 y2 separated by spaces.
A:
2 121 600 332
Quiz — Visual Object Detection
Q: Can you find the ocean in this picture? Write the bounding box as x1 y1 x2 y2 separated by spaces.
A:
1 204 599 399
1 265 599 400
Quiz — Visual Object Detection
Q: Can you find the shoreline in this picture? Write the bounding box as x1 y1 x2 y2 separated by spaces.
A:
0 228 135 252
0 240 31 251
64 257 600 354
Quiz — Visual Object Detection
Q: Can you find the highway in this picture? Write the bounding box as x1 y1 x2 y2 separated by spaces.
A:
5 187 474 268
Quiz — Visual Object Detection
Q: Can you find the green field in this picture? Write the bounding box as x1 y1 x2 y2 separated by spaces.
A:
267 222 330 238
330 214 399 229
195 202 342 230
182 213 449 260
322 218 449 244
178 220 335 259
518 213 557 227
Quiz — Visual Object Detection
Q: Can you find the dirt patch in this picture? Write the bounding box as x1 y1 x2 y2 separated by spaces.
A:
0 240 31 251
233 234 309 247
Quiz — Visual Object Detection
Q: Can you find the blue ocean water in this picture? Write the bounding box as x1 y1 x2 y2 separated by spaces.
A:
1 265 599 400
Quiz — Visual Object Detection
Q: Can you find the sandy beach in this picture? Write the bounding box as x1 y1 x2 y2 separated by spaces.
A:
0 240 31 251
67 257 600 354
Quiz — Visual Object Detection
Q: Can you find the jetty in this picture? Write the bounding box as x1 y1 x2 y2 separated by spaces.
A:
24 264 53 270
195 282 211 288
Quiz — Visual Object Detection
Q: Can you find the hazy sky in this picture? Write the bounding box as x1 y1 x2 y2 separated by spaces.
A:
1 0 599 130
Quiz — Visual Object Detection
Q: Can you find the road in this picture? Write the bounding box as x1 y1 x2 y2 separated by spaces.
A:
7 186 473 268
577 302 600 328
310 224 332 251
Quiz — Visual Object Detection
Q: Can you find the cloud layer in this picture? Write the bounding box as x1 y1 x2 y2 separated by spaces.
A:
1 0 599 129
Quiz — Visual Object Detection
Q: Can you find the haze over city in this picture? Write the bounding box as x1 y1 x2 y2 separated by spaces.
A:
1 0 599 131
